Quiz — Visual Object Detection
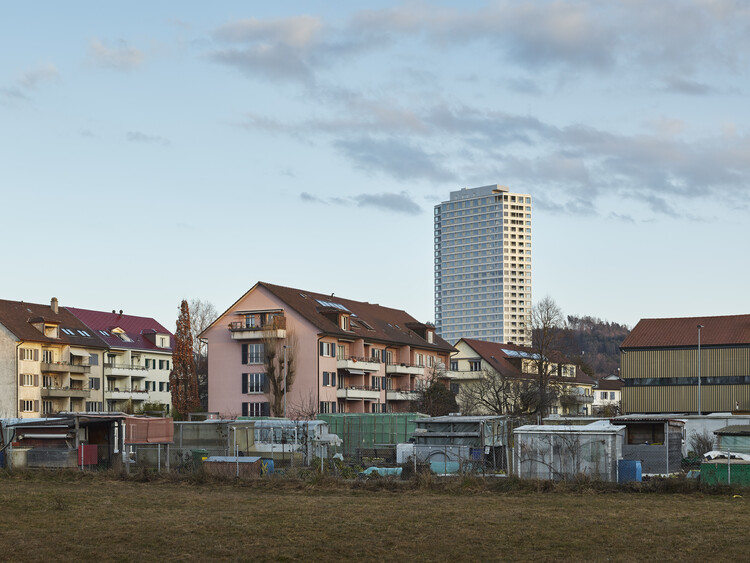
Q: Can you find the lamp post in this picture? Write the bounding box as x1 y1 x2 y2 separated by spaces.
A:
283 344 288 419
697 324 704 416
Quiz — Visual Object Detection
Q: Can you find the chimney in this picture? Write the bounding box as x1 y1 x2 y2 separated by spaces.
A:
119 310 123 316
51 297 58 314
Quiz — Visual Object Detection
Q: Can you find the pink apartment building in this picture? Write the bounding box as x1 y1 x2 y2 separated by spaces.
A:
202 282 455 418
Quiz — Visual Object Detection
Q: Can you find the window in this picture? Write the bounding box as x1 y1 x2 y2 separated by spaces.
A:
89 353 99 366
61 328 75 336
323 371 329 386
450 383 460 395
372 376 380 390
600 392 607 399
319 342 335 358
610 392 616 400
241 343 265 364
77 329 91 337
371 348 381 361
21 373 37 386
159 382 165 392
20 348 36 361
42 349 54 363
242 373 267 394
89 377 101 390
43 375 53 387
450 360 458 371
99 330 109 337
43 400 54 414
469 360 481 371
242 402 270 417
415 353 424 367
427 331 434 343
20 400 37 412
85 402 103 412
340 315 350 331
337 345 347 360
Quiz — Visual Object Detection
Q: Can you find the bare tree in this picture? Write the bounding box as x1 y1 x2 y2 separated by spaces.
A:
288 392 319 420
530 296 565 419
459 369 518 416
188 299 217 410
413 364 459 416
263 329 298 417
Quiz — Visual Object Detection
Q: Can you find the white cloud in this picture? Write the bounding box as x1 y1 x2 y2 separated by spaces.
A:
89 38 144 70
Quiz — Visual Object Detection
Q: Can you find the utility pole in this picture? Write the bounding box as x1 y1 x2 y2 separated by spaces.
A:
284 345 288 418
697 324 704 416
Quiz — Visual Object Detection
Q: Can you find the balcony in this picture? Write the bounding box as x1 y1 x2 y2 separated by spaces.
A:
336 386 381 401
41 362 91 374
337 356 381 372
104 363 149 377
386 389 421 402
106 389 150 401
560 392 594 406
386 363 425 376
229 316 286 340
442 370 482 381
41 386 91 399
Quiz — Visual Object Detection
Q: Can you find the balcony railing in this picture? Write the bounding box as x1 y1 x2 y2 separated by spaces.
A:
41 386 91 399
336 356 381 372
336 386 382 400
228 317 287 340
105 388 150 401
386 389 420 401
385 362 425 376
41 362 91 374
104 363 149 377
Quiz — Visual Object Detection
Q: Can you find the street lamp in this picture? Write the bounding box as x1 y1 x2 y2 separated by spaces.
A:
697 324 704 416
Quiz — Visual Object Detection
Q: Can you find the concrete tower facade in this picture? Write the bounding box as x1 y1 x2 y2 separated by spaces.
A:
434 184 532 345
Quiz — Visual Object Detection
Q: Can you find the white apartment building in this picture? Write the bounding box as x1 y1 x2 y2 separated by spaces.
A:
434 184 532 345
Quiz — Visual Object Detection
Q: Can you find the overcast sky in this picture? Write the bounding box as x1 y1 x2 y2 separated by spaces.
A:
2 1 749 332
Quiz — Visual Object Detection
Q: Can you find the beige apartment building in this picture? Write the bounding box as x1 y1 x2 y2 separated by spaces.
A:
434 184 532 346
0 298 108 418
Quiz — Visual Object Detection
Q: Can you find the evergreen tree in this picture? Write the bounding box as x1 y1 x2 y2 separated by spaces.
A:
170 300 200 418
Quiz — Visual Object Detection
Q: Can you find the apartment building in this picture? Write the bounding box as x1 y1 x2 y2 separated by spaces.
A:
201 282 455 418
0 298 108 418
434 184 532 345
621 314 750 414
447 338 595 416
67 307 174 413
592 375 623 415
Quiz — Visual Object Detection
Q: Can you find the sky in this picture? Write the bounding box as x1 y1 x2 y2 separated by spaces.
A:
2 0 749 332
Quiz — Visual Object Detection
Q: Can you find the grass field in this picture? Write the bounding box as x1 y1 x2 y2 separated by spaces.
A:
0 471 748 562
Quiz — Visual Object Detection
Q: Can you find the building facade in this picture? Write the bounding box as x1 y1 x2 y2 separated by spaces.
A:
66 307 174 413
621 314 750 414
434 184 532 345
0 298 108 418
202 282 455 418
592 375 623 415
447 338 595 416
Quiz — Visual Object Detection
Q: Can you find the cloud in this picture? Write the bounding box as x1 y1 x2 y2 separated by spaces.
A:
210 44 314 84
333 136 456 183
214 16 323 48
18 63 59 89
89 39 144 70
355 192 423 215
126 131 171 146
662 76 715 95
299 190 422 215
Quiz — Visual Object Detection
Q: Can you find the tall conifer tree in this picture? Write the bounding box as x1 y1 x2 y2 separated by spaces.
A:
170 300 200 418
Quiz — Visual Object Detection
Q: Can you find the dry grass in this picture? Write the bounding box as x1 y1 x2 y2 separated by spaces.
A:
0 470 748 562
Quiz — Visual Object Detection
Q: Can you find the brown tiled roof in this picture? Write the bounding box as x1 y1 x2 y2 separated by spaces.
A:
222 282 455 353
66 307 174 353
0 298 108 348
460 338 596 386
595 377 624 391
621 314 750 349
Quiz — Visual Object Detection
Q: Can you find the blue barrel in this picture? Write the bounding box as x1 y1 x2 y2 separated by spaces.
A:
618 460 642 483
260 458 274 475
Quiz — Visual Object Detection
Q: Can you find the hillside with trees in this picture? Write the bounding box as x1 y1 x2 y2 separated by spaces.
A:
556 315 631 379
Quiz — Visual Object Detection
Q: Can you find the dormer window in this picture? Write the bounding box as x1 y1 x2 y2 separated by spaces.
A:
426 329 434 344
340 314 350 331
111 327 133 342
157 335 169 348
44 325 59 338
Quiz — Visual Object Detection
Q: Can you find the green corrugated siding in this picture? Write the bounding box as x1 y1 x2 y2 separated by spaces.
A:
317 413 427 456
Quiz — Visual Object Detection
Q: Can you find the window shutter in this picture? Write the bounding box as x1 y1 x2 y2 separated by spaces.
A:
242 403 248 417
319 342 324 356
242 373 248 394
34 349 39 361
323 372 329 386
34 400 39 412
19 373 22 385
331 402 336 414
242 344 248 365
19 349 23 360
262 374 270 394
262 402 270 417
34 374 39 386
20 400 23 412
332 372 336 387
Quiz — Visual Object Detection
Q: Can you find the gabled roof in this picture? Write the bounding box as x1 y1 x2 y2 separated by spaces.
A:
208 281 454 353
595 377 623 391
621 314 750 349
0 299 108 348
66 307 173 353
458 338 596 386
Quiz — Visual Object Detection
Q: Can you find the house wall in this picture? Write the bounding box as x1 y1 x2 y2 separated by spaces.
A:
0 324 18 418
621 346 750 413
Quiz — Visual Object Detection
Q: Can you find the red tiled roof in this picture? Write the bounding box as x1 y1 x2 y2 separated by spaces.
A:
212 281 455 354
66 307 173 352
0 299 108 348
621 314 750 349
595 378 624 391
460 338 596 385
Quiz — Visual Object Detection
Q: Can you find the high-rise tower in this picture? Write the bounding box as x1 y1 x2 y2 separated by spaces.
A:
434 184 532 345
